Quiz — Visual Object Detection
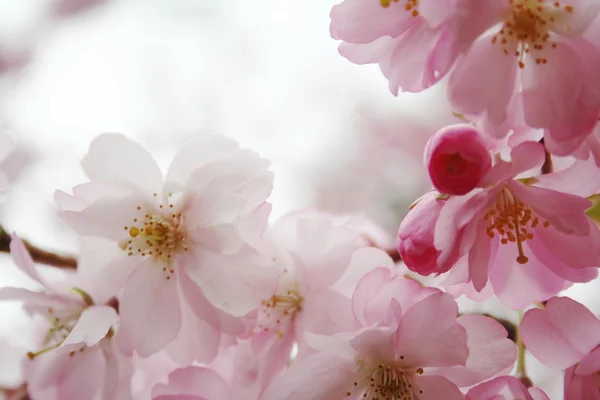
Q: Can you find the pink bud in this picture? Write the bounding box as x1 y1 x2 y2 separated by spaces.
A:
397 191 448 276
425 124 491 195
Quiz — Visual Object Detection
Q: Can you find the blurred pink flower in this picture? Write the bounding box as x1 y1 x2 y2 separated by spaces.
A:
466 376 550 400
425 124 492 196
261 268 515 400
56 133 277 357
330 0 461 94
151 367 231 400
0 235 132 400
520 296 600 400
434 141 600 309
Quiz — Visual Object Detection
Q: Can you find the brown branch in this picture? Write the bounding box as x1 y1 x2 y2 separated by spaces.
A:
0 228 77 269
540 138 553 175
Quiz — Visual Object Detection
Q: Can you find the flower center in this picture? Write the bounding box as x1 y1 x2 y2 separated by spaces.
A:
346 359 424 400
379 0 419 18
484 186 550 264
27 306 83 360
256 282 304 338
120 193 188 279
492 0 574 68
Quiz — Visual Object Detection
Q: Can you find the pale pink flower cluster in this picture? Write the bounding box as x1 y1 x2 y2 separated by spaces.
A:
0 133 519 399
3 0 600 398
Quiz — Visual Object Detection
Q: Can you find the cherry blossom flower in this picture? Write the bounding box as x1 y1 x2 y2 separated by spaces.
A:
397 191 446 276
230 213 396 398
55 133 277 357
261 268 516 400
425 124 492 196
520 296 600 400
329 0 461 94
0 235 132 400
448 0 600 154
434 141 600 308
466 376 550 400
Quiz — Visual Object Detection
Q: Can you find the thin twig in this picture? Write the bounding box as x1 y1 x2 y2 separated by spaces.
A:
0 228 77 269
540 138 553 175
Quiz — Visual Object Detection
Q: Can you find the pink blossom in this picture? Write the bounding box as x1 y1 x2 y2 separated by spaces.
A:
261 268 516 400
466 376 550 400
434 141 600 309
238 213 396 398
448 0 600 153
520 296 600 400
56 133 277 357
151 367 231 400
329 0 461 95
397 191 447 275
0 235 132 400
425 124 492 196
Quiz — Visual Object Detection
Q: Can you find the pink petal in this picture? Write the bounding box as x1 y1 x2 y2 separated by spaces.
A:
60 306 118 348
564 365 600 400
165 301 220 365
435 315 516 387
260 353 355 400
489 242 567 310
522 43 583 129
331 247 395 297
165 134 241 185
178 267 244 335
520 297 600 370
468 221 492 292
508 141 547 176
294 217 359 290
448 34 518 127
151 367 230 400
508 181 592 236
349 326 398 361
532 222 600 271
59 195 145 241
9 234 51 289
395 292 468 368
535 157 600 198
330 0 415 43
412 375 465 400
351 267 392 326
81 133 163 196
576 347 600 375
185 248 277 317
56 347 105 399
117 261 182 357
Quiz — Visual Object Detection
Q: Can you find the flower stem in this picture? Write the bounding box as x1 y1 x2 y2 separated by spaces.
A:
515 309 532 387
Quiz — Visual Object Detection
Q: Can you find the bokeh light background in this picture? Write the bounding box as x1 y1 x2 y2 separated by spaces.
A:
0 0 595 398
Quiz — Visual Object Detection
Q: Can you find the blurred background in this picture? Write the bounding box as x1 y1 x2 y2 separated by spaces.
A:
0 0 593 398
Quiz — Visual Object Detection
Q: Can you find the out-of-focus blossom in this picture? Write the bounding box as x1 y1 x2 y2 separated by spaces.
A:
434 141 600 309
0 235 132 400
151 367 230 400
261 268 515 400
520 296 600 400
466 376 550 400
448 0 600 155
397 191 446 275
55 133 277 358
329 0 461 94
425 124 492 196
239 213 395 398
